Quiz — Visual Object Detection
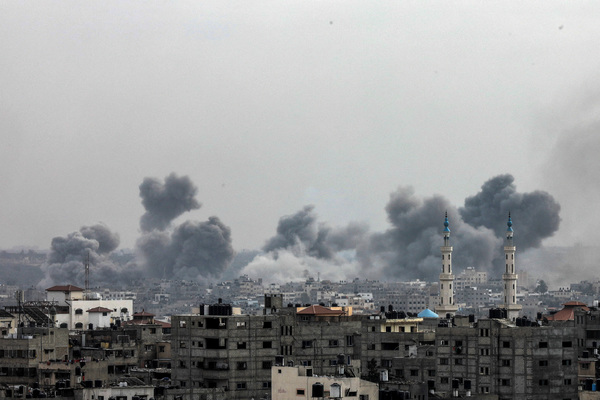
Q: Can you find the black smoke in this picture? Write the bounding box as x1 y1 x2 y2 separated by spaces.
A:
139 173 201 232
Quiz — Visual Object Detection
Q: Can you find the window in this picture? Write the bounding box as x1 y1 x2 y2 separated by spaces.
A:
480 387 489 394
581 362 590 370
501 359 511 367
502 341 510 348
302 340 313 348
480 349 490 356
479 367 489 375
263 341 272 349
262 361 272 369
237 362 247 370
179 341 186 348
440 377 449 384
236 382 247 390
538 360 548 367
236 321 246 328
454 358 463 365
263 321 272 328
262 382 272 389
564 379 572 385
346 335 354 346
562 341 572 348
562 359 572 366
410 369 419 376
75 309 83 315
440 339 449 346
297 389 305 395
538 379 549 386
329 339 339 347
75 322 83 329
237 342 247 349
500 379 510 386
480 329 489 337
539 341 548 348
381 359 392 368
428 370 436 377
440 358 449 365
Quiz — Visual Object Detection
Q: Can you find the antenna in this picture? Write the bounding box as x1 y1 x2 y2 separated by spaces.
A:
85 250 90 300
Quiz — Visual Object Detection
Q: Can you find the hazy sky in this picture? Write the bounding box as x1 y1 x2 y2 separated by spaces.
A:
1 2 599 252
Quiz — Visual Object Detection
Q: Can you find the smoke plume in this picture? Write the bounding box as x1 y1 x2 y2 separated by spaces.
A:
135 173 234 281
243 174 560 283
137 218 234 280
459 174 561 249
263 205 369 259
40 223 124 288
139 173 201 232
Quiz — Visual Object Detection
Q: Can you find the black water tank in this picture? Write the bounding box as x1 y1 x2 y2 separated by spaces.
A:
312 383 324 397
380 306 386 313
468 314 475 323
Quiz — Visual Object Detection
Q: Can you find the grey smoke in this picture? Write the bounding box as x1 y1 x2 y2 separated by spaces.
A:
136 173 234 281
136 217 234 280
459 174 561 249
250 174 561 283
139 173 201 232
263 205 369 259
40 223 124 288
356 189 500 281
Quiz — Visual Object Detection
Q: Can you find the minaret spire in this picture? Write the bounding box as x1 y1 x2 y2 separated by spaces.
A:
436 212 458 317
502 212 521 320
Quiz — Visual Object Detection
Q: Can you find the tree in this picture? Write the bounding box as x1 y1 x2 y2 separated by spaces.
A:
535 280 548 294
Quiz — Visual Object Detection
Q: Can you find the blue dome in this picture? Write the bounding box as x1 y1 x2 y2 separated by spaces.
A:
418 308 439 318
443 214 450 232
507 213 513 232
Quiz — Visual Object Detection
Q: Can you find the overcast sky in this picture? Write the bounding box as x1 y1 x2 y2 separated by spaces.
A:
1 1 599 252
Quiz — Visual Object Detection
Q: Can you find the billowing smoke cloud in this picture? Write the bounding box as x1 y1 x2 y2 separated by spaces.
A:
40 173 234 287
243 174 560 283
40 223 124 288
263 205 369 259
459 174 561 249
136 217 234 280
356 188 501 281
139 173 201 232
135 173 234 281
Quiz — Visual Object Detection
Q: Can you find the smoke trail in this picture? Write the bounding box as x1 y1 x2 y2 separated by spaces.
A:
139 173 201 232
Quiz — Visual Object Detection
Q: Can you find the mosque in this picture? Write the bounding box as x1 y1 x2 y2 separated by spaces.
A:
434 212 522 320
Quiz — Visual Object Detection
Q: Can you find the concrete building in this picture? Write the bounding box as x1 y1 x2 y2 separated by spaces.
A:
271 365 378 400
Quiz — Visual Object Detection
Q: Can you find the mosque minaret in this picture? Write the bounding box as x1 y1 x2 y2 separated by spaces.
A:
502 212 522 320
436 212 458 317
